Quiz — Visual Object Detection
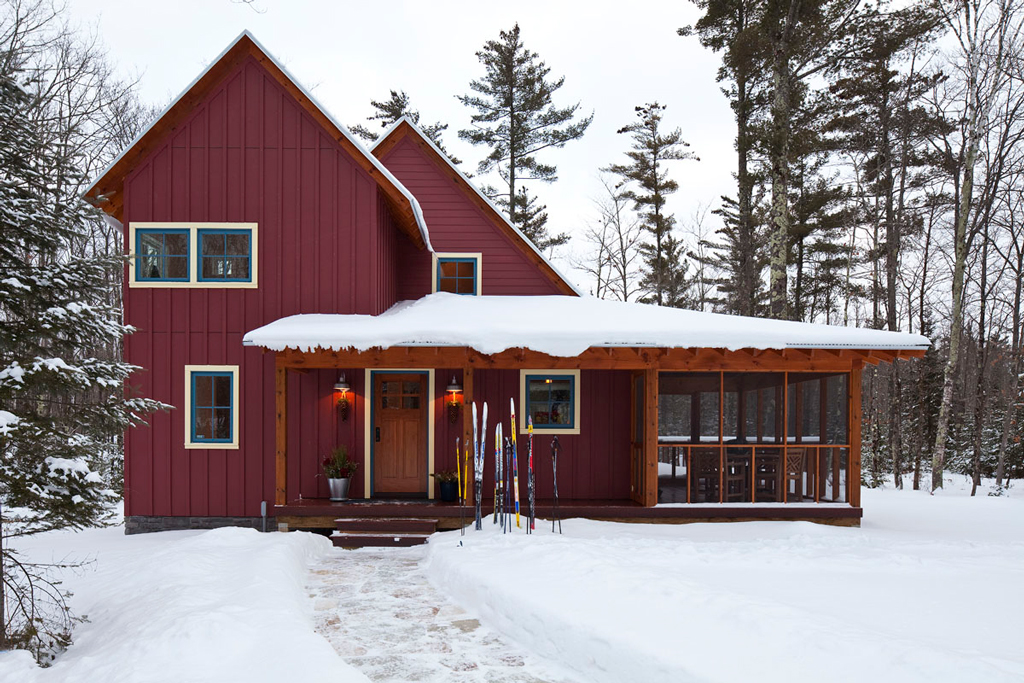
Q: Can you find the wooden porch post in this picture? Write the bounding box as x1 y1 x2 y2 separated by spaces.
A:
644 366 658 507
462 367 474 458
275 362 288 506
849 363 863 508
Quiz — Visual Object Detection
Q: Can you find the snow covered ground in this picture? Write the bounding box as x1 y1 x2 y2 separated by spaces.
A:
426 476 1024 683
0 517 370 683
2 476 1021 683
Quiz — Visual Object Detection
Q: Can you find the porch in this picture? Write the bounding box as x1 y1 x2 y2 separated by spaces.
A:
275 497 864 531
244 294 928 527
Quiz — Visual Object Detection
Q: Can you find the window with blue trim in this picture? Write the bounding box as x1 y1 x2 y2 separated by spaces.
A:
437 257 477 295
191 371 233 443
526 374 575 429
198 229 252 282
136 229 189 281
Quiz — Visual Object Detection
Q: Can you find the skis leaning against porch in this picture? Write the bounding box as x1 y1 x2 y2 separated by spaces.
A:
460 399 562 538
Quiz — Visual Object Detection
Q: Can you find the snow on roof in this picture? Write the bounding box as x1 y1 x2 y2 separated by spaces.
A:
372 116 583 296
83 31 433 251
242 293 931 356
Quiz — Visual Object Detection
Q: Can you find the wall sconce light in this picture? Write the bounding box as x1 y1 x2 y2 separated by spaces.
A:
334 373 351 421
446 375 463 424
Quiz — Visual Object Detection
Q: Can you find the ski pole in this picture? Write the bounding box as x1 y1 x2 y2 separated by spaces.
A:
457 437 464 536
552 436 561 534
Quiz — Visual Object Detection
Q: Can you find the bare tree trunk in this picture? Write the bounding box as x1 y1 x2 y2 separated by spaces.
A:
768 0 800 320
931 0 1020 491
971 225 990 495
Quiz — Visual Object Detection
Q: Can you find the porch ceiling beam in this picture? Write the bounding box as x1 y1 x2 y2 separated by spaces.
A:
270 345 911 373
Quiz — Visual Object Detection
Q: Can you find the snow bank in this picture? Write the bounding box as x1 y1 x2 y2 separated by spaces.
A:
0 527 369 683
243 292 930 356
425 482 1024 683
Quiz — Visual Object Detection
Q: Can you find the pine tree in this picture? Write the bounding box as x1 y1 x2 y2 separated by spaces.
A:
605 103 698 307
349 89 460 164
458 23 592 252
0 70 165 659
681 0 770 316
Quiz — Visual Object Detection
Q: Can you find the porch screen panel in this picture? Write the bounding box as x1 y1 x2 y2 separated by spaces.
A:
724 373 784 444
825 374 849 444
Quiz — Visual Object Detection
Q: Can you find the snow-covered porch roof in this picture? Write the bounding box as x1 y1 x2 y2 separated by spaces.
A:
242 293 930 357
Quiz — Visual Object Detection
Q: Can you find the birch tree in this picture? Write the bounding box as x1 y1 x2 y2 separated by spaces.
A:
929 0 1024 491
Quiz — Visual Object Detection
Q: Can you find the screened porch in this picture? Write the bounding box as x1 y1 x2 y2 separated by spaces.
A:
656 372 855 505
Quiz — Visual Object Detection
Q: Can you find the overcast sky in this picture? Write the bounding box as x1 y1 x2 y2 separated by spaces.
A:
68 0 736 292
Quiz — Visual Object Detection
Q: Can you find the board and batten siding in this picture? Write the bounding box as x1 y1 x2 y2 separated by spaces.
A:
379 136 567 299
122 55 413 519
431 369 632 502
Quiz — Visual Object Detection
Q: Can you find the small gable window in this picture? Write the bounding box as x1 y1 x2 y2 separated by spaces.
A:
185 365 239 449
435 255 479 295
136 229 190 281
519 370 581 435
199 229 252 282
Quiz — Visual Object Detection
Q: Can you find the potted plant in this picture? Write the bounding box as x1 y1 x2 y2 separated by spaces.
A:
322 445 358 501
431 469 460 502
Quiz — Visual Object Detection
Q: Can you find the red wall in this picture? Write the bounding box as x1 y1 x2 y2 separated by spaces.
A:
122 56 413 518
432 370 632 501
123 56 594 520
378 136 567 299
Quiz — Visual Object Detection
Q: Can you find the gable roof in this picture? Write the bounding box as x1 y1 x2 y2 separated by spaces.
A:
83 31 432 251
371 117 582 296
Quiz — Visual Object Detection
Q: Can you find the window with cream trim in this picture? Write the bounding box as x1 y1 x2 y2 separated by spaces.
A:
128 223 258 288
519 369 581 435
432 253 481 295
184 365 240 449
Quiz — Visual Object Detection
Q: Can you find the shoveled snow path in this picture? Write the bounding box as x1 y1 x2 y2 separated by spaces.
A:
309 545 581 683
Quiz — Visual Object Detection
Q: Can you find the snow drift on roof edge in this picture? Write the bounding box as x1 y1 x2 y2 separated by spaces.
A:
242 293 931 357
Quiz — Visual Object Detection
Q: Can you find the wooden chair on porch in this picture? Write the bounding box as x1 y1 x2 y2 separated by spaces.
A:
691 450 720 503
785 448 808 502
724 450 750 503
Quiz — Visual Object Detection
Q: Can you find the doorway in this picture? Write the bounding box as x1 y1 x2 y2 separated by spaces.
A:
371 371 429 497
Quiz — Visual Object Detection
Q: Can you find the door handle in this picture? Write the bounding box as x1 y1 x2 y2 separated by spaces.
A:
375 427 380 442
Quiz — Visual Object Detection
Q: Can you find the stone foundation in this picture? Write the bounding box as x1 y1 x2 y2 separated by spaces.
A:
125 515 276 535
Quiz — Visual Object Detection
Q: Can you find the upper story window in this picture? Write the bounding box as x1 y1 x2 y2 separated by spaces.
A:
136 229 190 282
433 253 481 295
199 229 252 282
185 365 239 449
128 223 258 289
519 369 581 435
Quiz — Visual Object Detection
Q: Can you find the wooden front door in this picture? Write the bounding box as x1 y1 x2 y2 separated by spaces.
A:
373 372 428 496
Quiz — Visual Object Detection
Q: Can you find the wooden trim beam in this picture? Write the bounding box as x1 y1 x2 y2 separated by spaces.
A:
462 367 474 468
849 364 863 508
643 367 658 507
273 345 887 373
275 363 288 506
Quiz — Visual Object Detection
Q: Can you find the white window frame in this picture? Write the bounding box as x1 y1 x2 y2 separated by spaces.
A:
431 252 482 296
128 222 259 289
519 369 581 435
184 364 240 449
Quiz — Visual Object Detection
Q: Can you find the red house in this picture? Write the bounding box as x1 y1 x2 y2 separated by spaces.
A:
85 32 928 541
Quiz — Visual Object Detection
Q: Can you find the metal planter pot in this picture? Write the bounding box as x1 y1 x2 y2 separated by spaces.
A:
328 477 350 501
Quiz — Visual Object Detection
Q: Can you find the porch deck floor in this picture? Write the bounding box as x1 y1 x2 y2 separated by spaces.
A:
275 497 862 523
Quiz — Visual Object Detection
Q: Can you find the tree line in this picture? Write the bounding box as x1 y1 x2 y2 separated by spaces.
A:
350 2 1023 495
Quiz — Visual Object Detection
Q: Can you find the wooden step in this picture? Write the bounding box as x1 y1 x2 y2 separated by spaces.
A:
331 531 431 549
335 517 438 533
